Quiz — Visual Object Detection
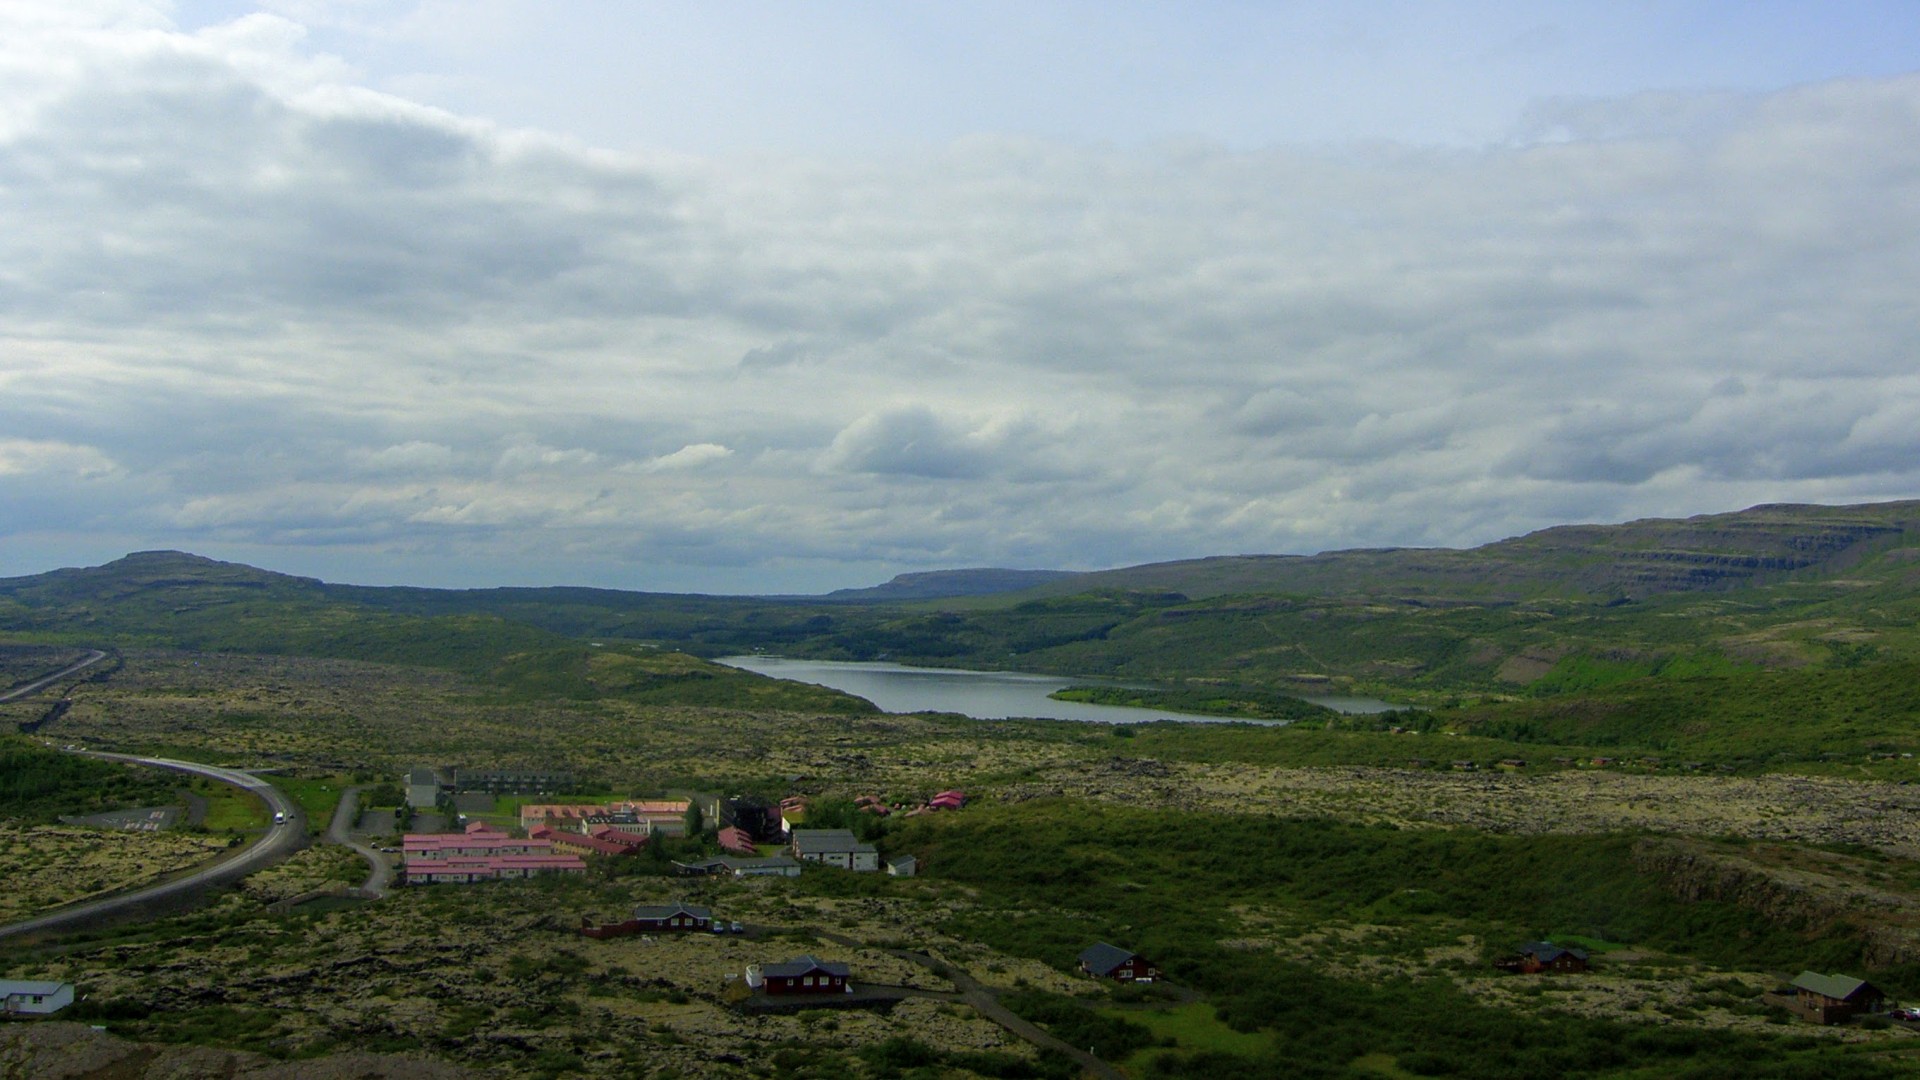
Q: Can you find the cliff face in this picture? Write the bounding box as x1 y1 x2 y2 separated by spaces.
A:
1633 837 1920 968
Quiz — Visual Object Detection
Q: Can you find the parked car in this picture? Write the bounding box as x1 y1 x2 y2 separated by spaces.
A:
730 921 745 934
1887 1007 1920 1021
709 921 726 934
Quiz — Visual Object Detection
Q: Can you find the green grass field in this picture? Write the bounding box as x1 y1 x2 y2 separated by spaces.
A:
1111 1001 1276 1071
192 777 269 832
269 775 347 826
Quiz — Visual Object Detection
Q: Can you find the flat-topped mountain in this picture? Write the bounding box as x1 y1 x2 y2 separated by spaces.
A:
820 568 1081 602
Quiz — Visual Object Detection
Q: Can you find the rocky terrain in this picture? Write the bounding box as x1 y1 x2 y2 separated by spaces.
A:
1003 758 1920 855
12 874 1057 1079
0 1021 480 1080
0 824 228 922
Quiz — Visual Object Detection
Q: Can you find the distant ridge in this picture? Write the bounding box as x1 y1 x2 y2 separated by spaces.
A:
820 568 1082 602
3 499 1917 609
1017 499 1920 602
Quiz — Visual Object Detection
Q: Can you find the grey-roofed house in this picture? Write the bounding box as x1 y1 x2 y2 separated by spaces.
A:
1078 942 1160 982
630 902 713 932
1765 971 1886 1024
790 828 879 871
405 766 448 809
886 854 917 878
677 855 803 878
0 979 74 1015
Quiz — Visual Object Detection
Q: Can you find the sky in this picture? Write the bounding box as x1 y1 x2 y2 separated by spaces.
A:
3 2 1919 594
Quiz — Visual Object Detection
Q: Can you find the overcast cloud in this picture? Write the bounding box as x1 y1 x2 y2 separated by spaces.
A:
2 2 1919 592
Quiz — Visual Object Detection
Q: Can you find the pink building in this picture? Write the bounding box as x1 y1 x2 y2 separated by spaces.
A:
404 853 587 884
402 825 587 881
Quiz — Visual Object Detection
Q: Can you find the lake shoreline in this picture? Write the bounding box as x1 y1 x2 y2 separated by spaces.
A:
715 655 1400 723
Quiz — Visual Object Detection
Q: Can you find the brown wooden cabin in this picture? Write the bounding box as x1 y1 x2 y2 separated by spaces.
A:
1495 942 1590 974
1763 971 1886 1025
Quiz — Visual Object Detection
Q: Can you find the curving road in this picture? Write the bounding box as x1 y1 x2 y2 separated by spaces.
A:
0 649 108 703
0 753 307 940
325 785 393 898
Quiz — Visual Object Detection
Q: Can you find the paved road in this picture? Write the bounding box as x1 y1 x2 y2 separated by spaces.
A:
0 753 307 940
0 649 108 703
326 785 392 898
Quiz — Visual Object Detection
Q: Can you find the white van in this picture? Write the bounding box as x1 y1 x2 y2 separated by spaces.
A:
272 811 286 825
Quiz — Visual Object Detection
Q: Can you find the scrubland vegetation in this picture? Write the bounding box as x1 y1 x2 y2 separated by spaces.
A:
3 504 1920 1076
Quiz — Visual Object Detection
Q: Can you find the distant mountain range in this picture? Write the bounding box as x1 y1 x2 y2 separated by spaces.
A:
4 499 1918 608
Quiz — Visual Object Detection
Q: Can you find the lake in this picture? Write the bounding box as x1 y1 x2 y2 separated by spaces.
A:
715 656 1400 723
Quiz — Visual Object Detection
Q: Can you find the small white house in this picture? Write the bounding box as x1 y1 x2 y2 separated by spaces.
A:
0 980 74 1015
790 829 879 871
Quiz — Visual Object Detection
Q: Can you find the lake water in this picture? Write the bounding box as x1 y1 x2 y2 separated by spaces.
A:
715 656 1400 723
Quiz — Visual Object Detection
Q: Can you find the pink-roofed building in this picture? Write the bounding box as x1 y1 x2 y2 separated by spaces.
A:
404 831 553 860
403 853 586 884
520 799 691 834
520 803 609 827
587 824 649 850
717 826 757 855
545 830 644 858
927 790 966 811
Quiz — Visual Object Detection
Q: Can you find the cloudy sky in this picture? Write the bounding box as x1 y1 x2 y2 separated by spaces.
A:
3 2 1919 593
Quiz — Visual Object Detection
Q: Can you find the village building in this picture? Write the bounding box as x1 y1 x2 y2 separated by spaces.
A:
1764 971 1887 1024
1494 942 1590 974
401 823 586 883
519 799 692 836
580 901 720 939
778 796 809 838
630 902 713 932
530 826 644 858
404 853 587 884
790 828 879 871
1078 942 1161 982
453 768 576 795
0 979 74 1016
886 855 917 878
722 795 780 842
676 856 802 878
717 825 758 855
405 765 449 809
748 956 852 995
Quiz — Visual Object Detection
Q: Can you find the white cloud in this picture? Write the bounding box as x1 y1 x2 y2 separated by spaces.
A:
634 443 732 473
0 438 119 478
2 4 1919 591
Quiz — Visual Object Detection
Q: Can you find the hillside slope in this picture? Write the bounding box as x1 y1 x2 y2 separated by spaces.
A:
1032 501 1920 602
